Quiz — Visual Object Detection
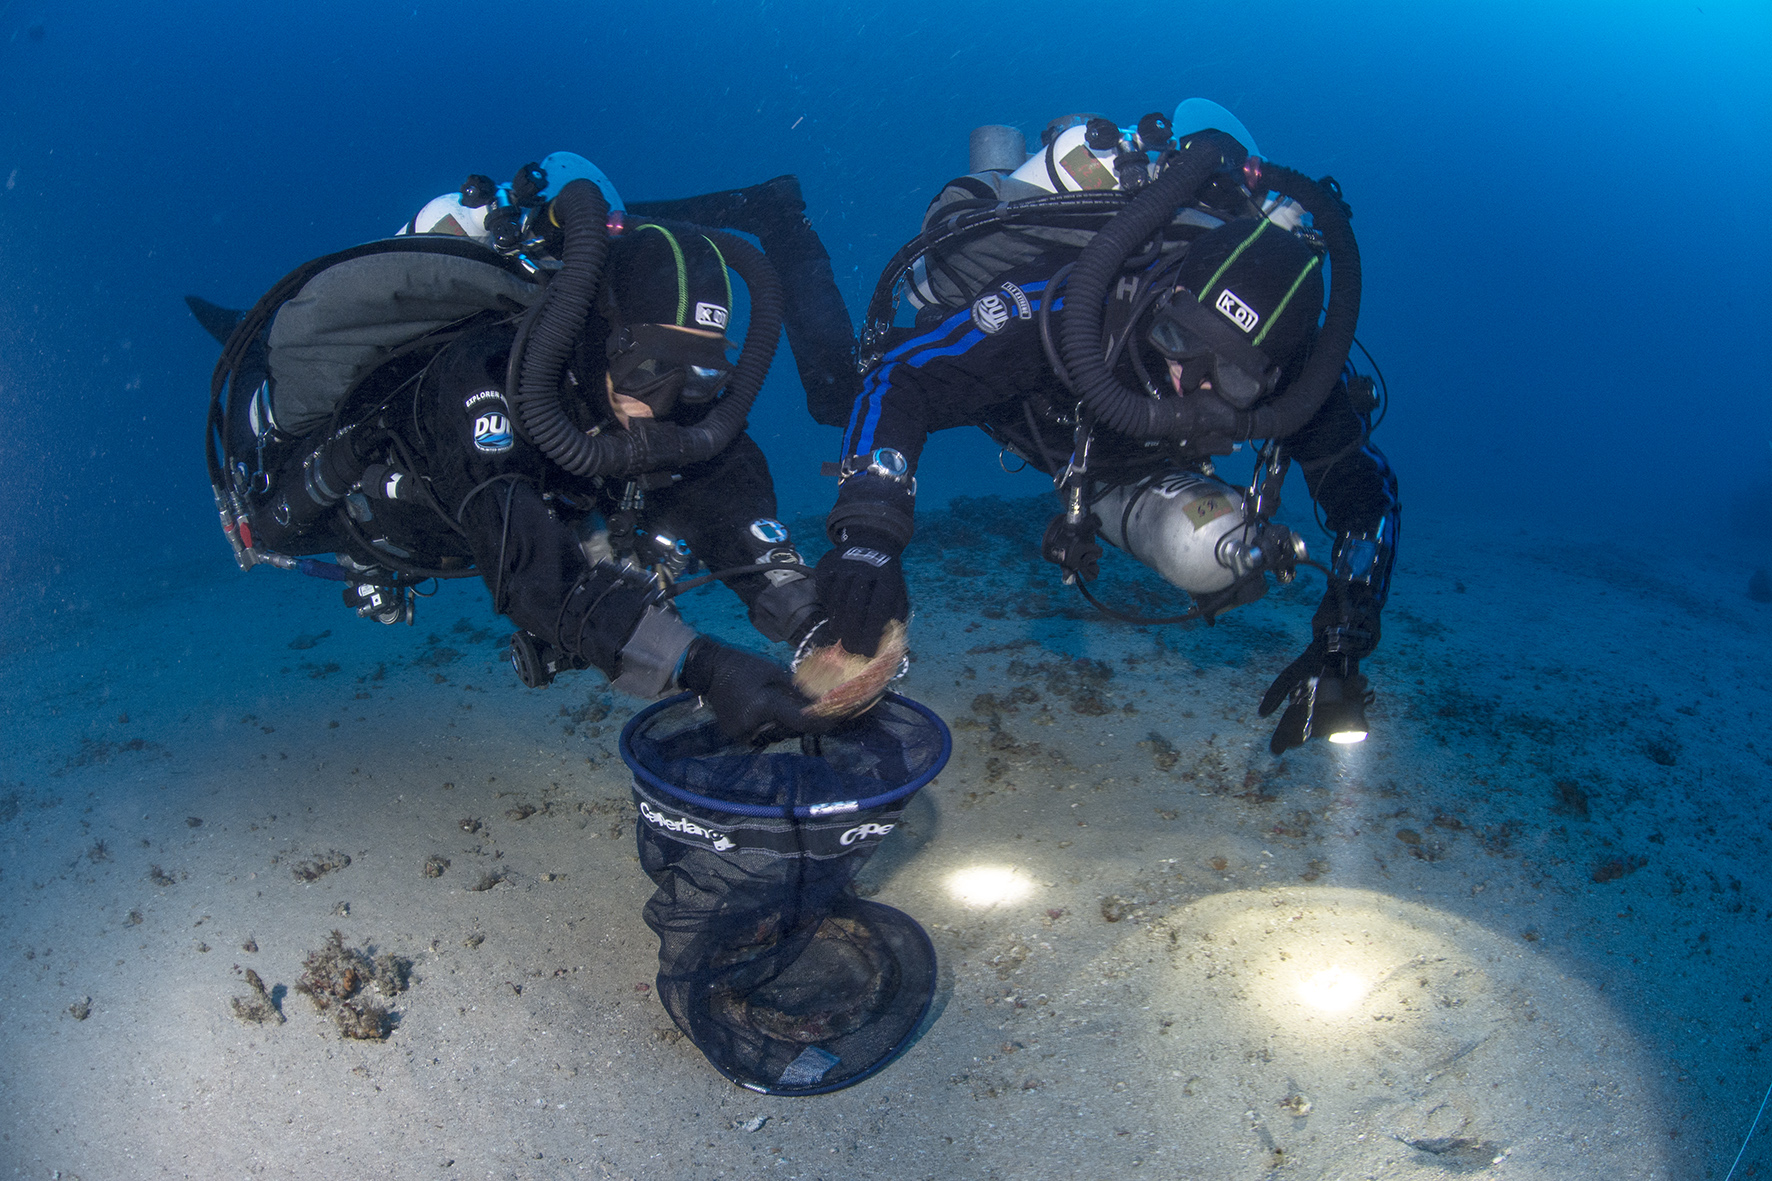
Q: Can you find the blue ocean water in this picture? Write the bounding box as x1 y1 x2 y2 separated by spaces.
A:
2 2 1770 1175
1 0 1767 576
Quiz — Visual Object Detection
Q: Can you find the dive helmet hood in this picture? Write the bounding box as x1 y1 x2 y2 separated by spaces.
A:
602 225 737 414
603 224 733 334
1057 132 1360 448
508 179 785 478
1147 217 1324 409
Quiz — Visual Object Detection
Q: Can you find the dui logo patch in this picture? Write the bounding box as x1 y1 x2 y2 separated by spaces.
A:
465 389 513 453
971 292 1010 334
474 412 512 452
972 281 1033 335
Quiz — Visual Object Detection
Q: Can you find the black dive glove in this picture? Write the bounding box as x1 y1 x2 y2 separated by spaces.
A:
679 638 826 743
814 530 908 658
1258 584 1381 754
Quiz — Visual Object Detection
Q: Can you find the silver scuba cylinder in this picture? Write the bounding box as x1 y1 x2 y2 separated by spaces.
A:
1091 471 1288 595
969 125 1028 174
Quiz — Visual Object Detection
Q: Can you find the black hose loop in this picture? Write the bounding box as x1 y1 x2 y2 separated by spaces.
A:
511 178 612 475
1234 164 1362 441
590 222 786 477
511 214 785 480
1057 135 1236 440
662 224 785 459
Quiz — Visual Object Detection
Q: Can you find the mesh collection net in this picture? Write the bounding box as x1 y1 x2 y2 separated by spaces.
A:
620 692 950 1095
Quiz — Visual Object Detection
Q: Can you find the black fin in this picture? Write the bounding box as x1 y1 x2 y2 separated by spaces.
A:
184 295 246 345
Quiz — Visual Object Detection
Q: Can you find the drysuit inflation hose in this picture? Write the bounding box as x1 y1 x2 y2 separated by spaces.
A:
508 181 786 478
1056 135 1361 447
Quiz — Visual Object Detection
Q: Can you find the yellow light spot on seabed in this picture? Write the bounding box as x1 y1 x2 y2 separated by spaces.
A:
947 866 1031 907
1297 964 1369 1011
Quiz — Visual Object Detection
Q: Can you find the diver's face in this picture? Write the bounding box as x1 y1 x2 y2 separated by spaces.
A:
606 374 649 428
605 324 732 426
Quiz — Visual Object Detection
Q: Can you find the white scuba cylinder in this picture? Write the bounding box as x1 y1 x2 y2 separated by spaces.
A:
399 152 625 242
1091 472 1260 594
404 193 491 241
1010 123 1130 194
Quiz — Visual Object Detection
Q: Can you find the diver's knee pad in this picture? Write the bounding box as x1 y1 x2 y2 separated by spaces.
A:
1092 472 1297 595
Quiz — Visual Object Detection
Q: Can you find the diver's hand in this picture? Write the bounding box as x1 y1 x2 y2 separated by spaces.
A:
1259 651 1371 754
678 639 827 742
1258 584 1382 753
813 530 908 658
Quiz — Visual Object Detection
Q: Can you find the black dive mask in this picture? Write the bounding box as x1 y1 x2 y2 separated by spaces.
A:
1145 289 1281 410
606 323 734 416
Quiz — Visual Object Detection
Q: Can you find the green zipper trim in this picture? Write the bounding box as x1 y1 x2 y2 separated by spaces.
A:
1252 254 1321 347
639 224 690 325
702 234 733 314
1197 219 1269 303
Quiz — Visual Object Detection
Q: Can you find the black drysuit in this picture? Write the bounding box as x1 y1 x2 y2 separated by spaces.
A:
835 251 1399 571
813 188 1401 703
250 289 823 691
390 322 813 682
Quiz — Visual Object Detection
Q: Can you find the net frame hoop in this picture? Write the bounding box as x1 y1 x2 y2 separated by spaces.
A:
619 692 952 819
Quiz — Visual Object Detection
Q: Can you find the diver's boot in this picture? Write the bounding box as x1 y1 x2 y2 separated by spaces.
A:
627 176 807 240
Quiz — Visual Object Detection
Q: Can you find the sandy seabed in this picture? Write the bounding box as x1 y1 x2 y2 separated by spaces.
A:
1 495 1768 1181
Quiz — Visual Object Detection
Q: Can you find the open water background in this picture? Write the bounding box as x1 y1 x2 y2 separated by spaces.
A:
0 0 1767 581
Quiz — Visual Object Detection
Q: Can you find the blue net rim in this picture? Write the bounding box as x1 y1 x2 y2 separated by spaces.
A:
618 691 952 819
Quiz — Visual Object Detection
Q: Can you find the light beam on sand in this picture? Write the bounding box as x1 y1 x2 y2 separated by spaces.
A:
1297 965 1368 1011
1126 889 1665 1174
1190 890 1428 1034
947 866 1031 907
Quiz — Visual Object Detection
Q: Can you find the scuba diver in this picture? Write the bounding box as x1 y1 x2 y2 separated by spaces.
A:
193 154 853 740
810 103 1400 753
